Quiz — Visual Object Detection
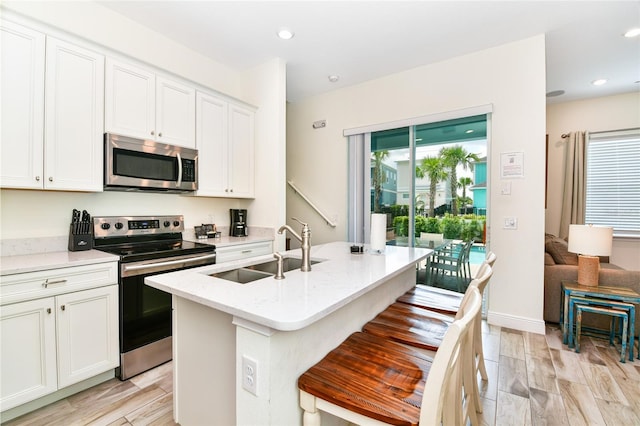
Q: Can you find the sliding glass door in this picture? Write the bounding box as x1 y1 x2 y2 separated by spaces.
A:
367 115 488 250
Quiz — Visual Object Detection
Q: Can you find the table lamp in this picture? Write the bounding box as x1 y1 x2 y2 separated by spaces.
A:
567 224 613 286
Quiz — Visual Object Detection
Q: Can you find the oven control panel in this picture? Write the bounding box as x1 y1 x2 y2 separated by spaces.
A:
93 215 184 238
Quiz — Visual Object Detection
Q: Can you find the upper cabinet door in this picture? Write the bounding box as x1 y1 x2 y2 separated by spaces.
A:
196 91 228 195
44 37 104 191
228 104 255 198
156 76 196 148
0 20 45 189
105 58 155 140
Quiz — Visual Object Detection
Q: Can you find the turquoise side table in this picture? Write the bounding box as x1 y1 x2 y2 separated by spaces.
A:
561 281 640 361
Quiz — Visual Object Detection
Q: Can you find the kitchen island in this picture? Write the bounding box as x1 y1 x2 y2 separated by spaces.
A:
145 241 430 425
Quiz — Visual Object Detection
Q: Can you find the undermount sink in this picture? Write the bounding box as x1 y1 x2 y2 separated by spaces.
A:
209 257 323 284
209 268 272 284
245 257 322 275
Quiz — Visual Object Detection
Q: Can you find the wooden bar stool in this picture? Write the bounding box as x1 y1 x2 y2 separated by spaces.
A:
575 303 629 362
397 262 493 382
298 288 481 426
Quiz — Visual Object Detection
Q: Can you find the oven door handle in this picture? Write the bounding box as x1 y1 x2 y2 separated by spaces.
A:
123 253 216 274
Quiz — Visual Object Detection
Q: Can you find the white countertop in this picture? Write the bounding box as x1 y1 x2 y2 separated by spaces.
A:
0 250 119 276
145 241 431 331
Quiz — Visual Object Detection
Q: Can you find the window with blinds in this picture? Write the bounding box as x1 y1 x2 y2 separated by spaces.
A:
585 128 640 237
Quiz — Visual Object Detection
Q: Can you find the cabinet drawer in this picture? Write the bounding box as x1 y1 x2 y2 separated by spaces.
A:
216 241 273 263
0 262 118 305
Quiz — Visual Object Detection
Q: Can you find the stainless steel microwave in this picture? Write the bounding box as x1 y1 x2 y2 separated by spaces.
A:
104 133 198 193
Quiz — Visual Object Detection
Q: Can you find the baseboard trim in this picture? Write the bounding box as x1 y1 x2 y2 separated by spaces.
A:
487 310 546 335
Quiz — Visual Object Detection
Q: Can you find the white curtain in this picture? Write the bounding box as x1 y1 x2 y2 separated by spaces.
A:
559 131 587 239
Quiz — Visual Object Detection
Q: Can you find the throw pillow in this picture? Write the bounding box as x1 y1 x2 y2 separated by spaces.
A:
545 237 578 265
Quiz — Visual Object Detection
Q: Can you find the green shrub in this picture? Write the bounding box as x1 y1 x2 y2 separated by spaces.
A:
461 219 483 242
392 216 409 237
441 214 463 239
425 217 442 234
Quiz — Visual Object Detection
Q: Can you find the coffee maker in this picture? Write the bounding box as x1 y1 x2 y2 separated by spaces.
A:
230 209 248 237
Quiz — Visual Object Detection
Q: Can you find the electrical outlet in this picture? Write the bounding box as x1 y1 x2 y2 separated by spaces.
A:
242 355 258 395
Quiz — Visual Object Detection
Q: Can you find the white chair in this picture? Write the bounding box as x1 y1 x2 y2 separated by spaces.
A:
400 254 495 382
298 287 482 426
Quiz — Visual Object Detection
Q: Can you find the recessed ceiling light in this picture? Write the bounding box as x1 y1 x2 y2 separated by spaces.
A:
546 90 565 97
277 29 294 40
592 79 607 86
624 28 640 38
328 75 339 83
465 129 474 134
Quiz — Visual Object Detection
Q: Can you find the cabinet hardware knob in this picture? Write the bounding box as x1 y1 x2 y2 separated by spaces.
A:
158 132 162 137
151 130 155 136
47 308 52 314
48 177 53 182
61 305 65 311
35 176 40 181
230 189 233 192
225 189 229 192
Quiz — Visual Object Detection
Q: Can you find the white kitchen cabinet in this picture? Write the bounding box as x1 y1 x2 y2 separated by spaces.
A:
105 58 195 148
0 262 118 413
44 37 104 192
215 241 273 263
56 285 118 388
195 91 255 198
0 22 104 192
0 298 57 411
0 20 45 189
228 104 255 198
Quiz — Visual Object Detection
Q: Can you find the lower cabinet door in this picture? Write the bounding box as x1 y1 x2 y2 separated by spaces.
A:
56 285 119 388
0 298 57 411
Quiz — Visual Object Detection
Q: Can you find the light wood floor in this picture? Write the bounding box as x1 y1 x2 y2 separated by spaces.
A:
4 323 640 425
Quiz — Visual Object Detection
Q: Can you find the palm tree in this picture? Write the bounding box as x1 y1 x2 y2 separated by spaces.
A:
458 176 473 213
372 150 389 213
417 156 448 217
439 146 480 215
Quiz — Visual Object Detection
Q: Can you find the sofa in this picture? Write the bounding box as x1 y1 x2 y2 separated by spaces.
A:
544 233 640 336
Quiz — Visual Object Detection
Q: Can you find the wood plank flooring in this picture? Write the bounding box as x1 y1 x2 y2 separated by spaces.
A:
4 323 640 425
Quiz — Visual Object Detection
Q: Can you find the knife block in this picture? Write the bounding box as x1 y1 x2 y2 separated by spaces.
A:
68 224 93 251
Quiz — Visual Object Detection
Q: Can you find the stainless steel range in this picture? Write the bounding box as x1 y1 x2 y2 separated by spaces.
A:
93 215 216 380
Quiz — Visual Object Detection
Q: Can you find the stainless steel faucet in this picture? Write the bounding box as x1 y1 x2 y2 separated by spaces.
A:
278 217 311 272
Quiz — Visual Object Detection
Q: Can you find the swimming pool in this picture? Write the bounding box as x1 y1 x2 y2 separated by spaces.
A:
469 245 486 264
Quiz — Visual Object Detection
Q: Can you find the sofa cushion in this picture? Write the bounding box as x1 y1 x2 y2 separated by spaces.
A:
545 237 578 265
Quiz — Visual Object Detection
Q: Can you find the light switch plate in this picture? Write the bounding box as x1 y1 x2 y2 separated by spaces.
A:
503 217 517 230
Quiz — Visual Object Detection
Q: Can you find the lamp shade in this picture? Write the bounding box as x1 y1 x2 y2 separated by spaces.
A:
567 224 613 256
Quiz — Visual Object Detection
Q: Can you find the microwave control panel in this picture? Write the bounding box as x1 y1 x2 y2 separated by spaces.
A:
182 159 196 182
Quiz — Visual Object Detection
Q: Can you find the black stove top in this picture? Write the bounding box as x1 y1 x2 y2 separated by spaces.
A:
92 215 215 263
97 238 215 263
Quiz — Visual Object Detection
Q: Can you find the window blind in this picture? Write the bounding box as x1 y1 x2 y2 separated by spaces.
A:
585 128 640 237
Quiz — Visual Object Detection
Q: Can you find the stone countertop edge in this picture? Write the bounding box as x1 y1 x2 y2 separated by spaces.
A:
145 242 431 332
1 250 120 276
1 233 273 276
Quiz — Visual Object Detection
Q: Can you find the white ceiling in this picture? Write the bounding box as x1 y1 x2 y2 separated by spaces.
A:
99 1 640 104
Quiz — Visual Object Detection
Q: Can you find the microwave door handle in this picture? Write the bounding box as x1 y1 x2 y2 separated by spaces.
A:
176 153 183 188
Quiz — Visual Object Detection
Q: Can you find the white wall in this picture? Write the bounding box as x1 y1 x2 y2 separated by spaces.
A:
287 36 547 333
241 58 288 250
0 2 286 242
546 92 640 270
